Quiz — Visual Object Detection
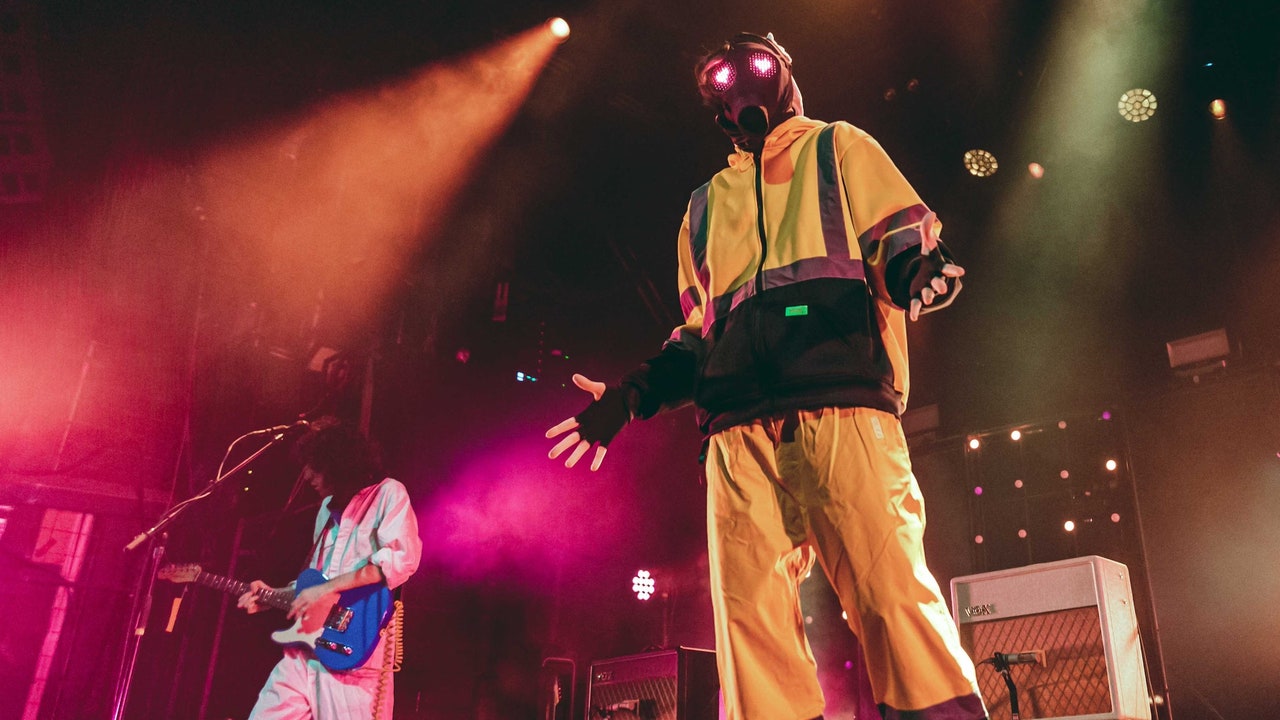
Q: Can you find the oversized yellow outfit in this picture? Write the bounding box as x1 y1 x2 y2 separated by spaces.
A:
620 116 985 719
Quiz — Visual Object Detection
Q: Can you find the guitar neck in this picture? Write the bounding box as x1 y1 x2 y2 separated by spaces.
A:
195 570 294 612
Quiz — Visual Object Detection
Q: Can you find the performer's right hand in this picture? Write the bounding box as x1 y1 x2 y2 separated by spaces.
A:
237 579 272 614
546 373 629 471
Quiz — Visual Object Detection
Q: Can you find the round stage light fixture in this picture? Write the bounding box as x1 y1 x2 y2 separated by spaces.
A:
631 569 655 600
1118 88 1158 122
963 149 998 177
1209 98 1227 120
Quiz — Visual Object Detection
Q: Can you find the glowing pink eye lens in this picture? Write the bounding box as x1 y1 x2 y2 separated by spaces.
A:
710 62 735 91
749 52 776 77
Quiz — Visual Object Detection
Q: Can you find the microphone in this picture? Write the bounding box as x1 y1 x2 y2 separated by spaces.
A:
249 419 311 436
983 650 1045 666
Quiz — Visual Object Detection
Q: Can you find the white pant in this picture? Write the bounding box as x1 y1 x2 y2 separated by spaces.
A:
247 648 391 720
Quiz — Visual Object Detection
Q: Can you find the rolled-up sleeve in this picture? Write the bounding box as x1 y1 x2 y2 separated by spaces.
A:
369 479 422 590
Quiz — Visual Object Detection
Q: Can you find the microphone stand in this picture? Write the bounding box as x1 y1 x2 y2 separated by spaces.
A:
990 653 1022 720
110 426 300 720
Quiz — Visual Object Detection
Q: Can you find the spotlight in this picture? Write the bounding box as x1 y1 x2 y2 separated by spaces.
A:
974 534 984 544
631 570 655 601
1010 429 1022 441
547 17 571 41
968 437 981 450
1105 459 1118 471
1111 513 1121 523
1209 98 1227 120
963 149 998 177
1027 162 1045 179
1118 88 1158 122
1059 469 1070 479
1063 520 1076 532
1014 479 1024 489
1017 529 1027 539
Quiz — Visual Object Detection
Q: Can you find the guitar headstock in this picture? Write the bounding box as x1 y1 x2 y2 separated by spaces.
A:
158 563 202 583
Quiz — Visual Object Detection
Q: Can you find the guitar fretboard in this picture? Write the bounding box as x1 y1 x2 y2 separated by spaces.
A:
195 571 294 611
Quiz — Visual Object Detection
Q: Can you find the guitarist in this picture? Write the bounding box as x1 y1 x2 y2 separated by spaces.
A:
236 420 422 720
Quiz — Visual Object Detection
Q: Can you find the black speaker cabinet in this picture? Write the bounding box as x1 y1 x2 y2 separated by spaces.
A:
586 647 719 720
951 556 1151 720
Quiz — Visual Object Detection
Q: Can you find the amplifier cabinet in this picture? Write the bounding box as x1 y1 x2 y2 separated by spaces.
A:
586 647 719 720
951 556 1151 720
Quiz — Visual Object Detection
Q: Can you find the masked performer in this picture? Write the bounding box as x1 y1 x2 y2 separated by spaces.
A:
547 33 985 720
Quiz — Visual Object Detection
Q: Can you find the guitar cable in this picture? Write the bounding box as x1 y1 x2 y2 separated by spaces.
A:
371 599 404 720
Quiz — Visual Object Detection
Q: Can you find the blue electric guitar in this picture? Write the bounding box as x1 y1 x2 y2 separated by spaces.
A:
158 563 392 671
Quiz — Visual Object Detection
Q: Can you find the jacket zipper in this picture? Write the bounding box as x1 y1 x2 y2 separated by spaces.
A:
751 151 775 414
753 152 767 293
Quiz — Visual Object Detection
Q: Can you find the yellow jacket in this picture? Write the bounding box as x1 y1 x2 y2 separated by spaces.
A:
622 117 958 436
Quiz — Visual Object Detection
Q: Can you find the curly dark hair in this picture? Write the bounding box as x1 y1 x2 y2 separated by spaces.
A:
293 418 383 495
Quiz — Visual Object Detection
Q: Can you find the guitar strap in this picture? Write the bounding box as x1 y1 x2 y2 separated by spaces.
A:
304 510 339 576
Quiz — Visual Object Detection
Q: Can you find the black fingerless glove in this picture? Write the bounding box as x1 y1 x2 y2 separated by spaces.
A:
574 386 632 447
889 244 963 313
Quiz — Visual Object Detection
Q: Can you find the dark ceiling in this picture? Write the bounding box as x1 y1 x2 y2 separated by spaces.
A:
14 0 1279 436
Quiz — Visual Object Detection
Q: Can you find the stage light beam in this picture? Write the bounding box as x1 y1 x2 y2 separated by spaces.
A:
196 21 564 343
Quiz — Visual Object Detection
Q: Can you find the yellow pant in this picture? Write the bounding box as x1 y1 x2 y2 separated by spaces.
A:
705 407 986 720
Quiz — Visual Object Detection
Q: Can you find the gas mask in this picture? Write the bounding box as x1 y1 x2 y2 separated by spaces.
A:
696 33 804 153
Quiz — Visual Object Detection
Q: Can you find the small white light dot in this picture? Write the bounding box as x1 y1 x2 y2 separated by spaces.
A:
968 438 981 450
1064 520 1076 532
548 17 571 40
1010 429 1022 441
1105 459 1118 471
1111 513 1121 523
